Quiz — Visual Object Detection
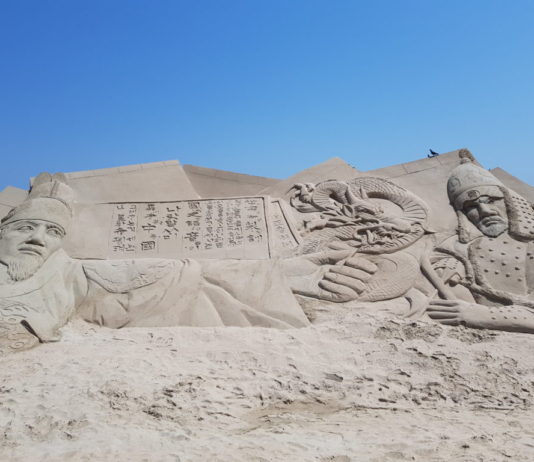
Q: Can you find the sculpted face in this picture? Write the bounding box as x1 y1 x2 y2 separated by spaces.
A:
461 186 508 237
0 220 65 280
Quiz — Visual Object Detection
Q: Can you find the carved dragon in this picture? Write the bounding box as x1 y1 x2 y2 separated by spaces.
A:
290 177 429 255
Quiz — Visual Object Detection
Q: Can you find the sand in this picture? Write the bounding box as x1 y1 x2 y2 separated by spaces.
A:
1 303 533 461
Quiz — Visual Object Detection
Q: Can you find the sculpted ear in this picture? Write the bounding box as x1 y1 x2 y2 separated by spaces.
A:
456 210 482 243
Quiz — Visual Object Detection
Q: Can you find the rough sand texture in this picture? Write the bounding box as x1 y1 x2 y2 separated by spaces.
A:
1 305 533 461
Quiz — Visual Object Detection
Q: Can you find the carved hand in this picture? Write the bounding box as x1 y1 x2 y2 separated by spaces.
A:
427 299 534 333
282 250 378 302
426 299 492 328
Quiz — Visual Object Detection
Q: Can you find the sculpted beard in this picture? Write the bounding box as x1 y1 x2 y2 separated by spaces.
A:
478 218 508 237
4 253 44 281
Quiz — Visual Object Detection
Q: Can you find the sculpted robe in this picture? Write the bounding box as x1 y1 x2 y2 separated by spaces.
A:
0 250 310 344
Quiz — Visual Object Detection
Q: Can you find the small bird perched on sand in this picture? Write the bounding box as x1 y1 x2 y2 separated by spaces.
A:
427 149 439 158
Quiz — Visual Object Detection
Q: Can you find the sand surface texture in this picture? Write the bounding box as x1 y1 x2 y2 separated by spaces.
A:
1 305 533 461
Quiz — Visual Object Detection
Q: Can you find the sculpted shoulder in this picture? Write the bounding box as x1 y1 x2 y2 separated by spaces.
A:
81 258 182 293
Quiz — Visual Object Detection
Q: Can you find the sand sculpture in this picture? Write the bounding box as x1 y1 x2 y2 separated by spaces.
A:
0 174 389 352
1 149 534 354
289 176 433 311
427 149 534 333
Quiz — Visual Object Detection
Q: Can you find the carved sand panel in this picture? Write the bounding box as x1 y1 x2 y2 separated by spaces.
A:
66 196 300 259
289 176 429 255
267 198 302 256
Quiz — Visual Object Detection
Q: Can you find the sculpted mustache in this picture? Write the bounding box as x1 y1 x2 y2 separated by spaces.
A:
480 216 505 226
17 245 45 255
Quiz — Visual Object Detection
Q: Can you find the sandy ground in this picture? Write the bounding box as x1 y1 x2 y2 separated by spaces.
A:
1 302 534 461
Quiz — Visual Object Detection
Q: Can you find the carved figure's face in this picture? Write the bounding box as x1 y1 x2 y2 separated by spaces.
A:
0 220 64 280
462 187 508 237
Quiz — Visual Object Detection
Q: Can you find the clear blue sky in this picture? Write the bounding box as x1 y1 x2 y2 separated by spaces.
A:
1 0 534 190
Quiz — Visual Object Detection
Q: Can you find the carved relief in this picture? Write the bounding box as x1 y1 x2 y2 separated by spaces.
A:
109 198 268 257
0 299 40 353
6 150 534 356
2 174 417 352
289 176 433 307
68 196 301 260
427 150 534 334
290 177 428 255
267 198 301 255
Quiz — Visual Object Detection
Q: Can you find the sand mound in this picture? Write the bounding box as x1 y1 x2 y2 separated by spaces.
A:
1 305 533 461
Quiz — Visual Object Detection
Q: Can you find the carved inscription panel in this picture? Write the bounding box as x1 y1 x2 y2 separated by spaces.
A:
268 199 301 256
109 197 270 259
65 196 300 260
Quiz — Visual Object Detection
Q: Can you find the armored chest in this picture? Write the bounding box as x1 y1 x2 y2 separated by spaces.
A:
468 234 532 298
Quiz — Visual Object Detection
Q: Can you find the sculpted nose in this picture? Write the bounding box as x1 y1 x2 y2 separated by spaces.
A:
26 226 46 246
477 203 497 217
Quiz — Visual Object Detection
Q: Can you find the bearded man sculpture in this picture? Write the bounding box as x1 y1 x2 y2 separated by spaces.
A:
427 150 534 333
0 173 385 352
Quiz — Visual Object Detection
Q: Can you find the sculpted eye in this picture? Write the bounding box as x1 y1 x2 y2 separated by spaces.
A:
17 225 34 232
47 228 62 237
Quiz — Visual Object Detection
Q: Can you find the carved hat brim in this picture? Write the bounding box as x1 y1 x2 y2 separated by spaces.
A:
1 197 72 233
